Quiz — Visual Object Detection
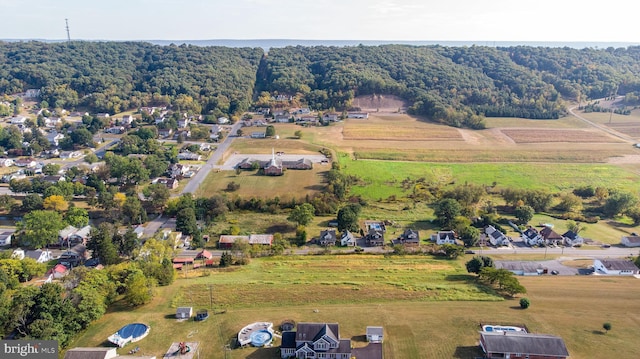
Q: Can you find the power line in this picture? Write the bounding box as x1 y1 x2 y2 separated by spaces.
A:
65 18 71 42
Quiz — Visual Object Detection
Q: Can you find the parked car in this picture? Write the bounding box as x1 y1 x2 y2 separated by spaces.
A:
551 270 559 275
464 250 475 254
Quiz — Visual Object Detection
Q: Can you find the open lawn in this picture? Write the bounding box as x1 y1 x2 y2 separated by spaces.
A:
483 116 590 129
576 110 640 139
69 255 640 359
195 166 329 201
501 129 621 143
343 113 462 141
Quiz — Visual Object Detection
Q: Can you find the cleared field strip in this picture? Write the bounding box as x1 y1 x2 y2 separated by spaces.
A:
501 129 621 143
606 122 640 138
343 114 463 141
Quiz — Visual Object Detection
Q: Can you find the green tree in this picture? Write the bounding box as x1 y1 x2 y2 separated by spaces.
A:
287 203 315 226
435 198 461 229
265 125 276 137
146 183 170 213
603 192 637 217
64 206 89 227
465 256 494 274
557 193 583 212
176 207 198 235
565 220 585 235
87 223 120 265
603 322 611 333
21 194 43 212
337 204 361 232
440 243 464 259
294 130 303 139
219 251 233 267
18 210 65 249
514 205 535 224
519 297 530 309
0 194 15 211
124 270 154 306
122 196 147 225
42 163 61 176
459 226 480 247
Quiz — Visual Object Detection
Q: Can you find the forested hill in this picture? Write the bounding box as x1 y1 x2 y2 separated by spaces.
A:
2 41 640 129
260 45 640 128
0 41 263 116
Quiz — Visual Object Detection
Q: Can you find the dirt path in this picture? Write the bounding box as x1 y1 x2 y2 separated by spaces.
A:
568 103 636 144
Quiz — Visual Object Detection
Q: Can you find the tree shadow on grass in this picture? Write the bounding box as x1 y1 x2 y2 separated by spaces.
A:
265 223 295 233
105 299 132 314
453 345 483 358
592 330 606 335
444 274 501 298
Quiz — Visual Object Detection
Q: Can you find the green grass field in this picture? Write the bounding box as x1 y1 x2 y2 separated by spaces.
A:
68 255 640 359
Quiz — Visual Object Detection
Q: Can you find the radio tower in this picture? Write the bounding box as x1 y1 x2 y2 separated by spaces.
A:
65 19 71 42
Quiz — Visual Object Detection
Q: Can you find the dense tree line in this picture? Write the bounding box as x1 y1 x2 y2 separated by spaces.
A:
0 41 263 116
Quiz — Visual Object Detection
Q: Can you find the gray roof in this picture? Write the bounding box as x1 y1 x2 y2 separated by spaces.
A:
296 323 339 343
281 331 297 348
366 326 384 336
64 347 116 359
481 332 569 357
597 258 640 271
176 307 192 314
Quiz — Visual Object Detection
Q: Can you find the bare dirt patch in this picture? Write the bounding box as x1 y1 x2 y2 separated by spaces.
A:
352 94 408 113
501 129 621 143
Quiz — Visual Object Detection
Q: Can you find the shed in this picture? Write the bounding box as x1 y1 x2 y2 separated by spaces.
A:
366 326 384 343
176 307 193 319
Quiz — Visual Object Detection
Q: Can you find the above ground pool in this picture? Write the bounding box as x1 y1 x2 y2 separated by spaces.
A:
108 323 150 347
250 330 273 347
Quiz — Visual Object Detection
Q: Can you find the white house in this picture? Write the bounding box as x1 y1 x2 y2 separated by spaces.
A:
10 116 27 125
593 258 640 275
44 117 62 128
522 227 543 246
431 231 457 245
121 115 134 125
347 112 369 119
217 117 229 124
0 230 15 246
0 158 14 167
24 249 53 263
485 225 508 246
178 118 190 128
46 131 65 146
340 230 357 247
621 235 640 247
11 248 25 260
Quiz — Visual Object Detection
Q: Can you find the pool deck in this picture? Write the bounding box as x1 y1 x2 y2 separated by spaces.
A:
238 322 274 346
163 342 199 359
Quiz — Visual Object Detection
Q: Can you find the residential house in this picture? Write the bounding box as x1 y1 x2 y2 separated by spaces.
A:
296 116 318 126
155 177 179 190
154 117 165 125
60 151 83 159
44 117 62 128
347 112 369 119
340 230 356 247
210 125 221 140
275 114 291 123
59 250 84 267
496 261 545 276
322 113 339 123
175 129 191 139
105 126 125 134
178 118 190 128
485 225 508 246
593 258 640 275
64 347 118 359
195 249 213 260
521 227 543 246
366 326 384 343
0 158 14 167
169 163 190 178
540 226 563 245
133 226 145 239
317 229 338 246
217 117 229 124
59 225 92 246
12 248 25 260
392 229 420 246
47 264 69 280
177 152 202 161
280 322 352 359
14 158 37 168
562 230 584 246
121 115 134 125
158 128 173 138
10 116 27 126
479 331 569 359
25 249 53 263
0 229 15 246
365 228 385 247
293 108 311 115
199 143 211 151
43 175 65 184
621 235 640 247
431 231 457 245
176 307 193 319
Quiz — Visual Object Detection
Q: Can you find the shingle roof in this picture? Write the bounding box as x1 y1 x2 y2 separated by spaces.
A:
296 323 340 343
481 332 569 357
597 258 640 271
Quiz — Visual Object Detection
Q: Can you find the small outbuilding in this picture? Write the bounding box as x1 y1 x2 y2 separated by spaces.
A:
366 326 384 343
593 258 640 275
621 235 640 247
176 307 193 320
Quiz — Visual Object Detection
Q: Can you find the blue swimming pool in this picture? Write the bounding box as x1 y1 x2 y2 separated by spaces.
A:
250 330 273 347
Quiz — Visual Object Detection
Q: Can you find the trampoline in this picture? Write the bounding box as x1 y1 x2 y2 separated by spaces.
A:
108 323 150 347
250 330 273 347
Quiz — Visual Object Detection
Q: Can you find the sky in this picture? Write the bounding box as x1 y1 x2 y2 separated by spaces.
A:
0 0 638 42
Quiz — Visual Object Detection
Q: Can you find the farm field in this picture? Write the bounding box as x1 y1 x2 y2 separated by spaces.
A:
575 109 640 140
69 255 640 359
500 128 621 143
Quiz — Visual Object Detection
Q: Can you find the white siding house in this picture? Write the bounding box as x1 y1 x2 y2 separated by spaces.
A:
593 258 640 275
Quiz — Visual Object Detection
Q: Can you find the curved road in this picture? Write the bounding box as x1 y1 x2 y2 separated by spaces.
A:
568 99 636 144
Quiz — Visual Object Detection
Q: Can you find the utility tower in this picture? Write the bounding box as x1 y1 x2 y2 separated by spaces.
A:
65 19 71 42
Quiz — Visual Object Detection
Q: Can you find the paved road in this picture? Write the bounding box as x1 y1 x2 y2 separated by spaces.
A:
180 121 242 195
567 98 635 144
